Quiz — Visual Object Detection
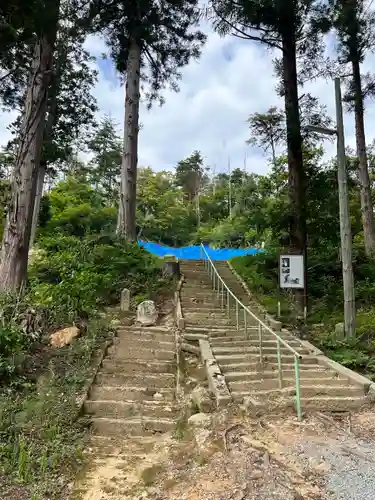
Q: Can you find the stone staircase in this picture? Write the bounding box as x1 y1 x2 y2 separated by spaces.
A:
180 260 370 414
84 323 178 451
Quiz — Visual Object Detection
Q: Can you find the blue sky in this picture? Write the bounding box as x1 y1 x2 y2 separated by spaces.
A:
1 21 375 176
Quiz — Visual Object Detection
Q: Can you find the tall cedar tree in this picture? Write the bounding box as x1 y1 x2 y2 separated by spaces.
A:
0 0 61 292
87 0 206 240
331 0 375 256
0 1 40 106
210 0 325 307
29 12 98 246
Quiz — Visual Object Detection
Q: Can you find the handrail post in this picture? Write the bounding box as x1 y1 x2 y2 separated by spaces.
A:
277 338 283 389
294 356 302 421
227 291 230 318
236 301 239 330
221 283 224 310
217 277 220 299
244 309 247 339
258 323 263 366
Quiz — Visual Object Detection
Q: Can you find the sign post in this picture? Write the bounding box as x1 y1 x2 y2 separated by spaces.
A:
279 254 305 290
279 254 306 321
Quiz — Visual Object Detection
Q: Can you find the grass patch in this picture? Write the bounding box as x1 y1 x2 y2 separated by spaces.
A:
0 319 113 499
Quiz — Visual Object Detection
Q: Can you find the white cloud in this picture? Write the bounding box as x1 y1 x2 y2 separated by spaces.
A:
2 24 375 176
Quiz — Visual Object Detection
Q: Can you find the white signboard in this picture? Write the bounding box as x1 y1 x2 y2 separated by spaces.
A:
279 254 304 289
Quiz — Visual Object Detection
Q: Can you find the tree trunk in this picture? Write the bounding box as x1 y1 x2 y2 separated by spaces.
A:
0 28 57 292
29 162 46 248
281 31 307 309
117 38 141 241
352 58 375 256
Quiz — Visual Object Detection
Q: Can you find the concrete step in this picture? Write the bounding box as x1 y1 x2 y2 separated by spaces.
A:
84 435 156 458
227 377 349 392
240 396 369 415
181 297 221 305
91 417 175 437
182 306 226 313
300 396 369 411
90 385 175 402
210 337 302 347
186 318 239 327
107 345 175 361
212 345 307 356
113 337 175 351
101 358 176 374
216 353 315 365
225 369 335 382
85 400 178 419
220 362 321 373
96 372 175 388
116 328 174 342
232 385 364 402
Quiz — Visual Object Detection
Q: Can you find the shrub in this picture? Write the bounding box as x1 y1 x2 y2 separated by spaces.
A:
29 235 167 326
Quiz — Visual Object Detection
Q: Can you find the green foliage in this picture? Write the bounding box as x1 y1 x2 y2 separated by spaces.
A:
87 0 206 106
40 177 116 239
29 235 166 326
0 320 113 498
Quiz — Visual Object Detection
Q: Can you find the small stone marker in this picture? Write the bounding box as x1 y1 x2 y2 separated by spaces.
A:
137 300 158 326
120 288 130 311
163 254 180 278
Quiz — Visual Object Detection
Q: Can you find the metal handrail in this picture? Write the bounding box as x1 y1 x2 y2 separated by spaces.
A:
200 243 303 420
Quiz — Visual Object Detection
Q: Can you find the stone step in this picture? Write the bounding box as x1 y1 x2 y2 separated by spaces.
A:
91 417 175 437
225 369 335 382
232 385 364 402
113 337 175 351
210 337 301 347
300 396 369 411
181 297 221 304
241 395 369 415
212 345 307 356
85 400 178 419
182 306 226 313
116 328 174 342
183 333 209 341
101 358 176 374
220 362 321 373
84 435 157 458
227 377 349 392
96 372 175 388
90 385 175 402
211 333 296 343
215 353 315 365
107 345 175 361
186 318 239 327
209 329 291 339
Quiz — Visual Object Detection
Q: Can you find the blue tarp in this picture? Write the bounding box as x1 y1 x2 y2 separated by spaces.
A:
138 241 263 261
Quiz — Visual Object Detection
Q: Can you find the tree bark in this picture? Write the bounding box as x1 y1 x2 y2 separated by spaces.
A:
0 4 59 292
281 31 308 309
29 162 46 248
352 58 375 256
117 38 141 241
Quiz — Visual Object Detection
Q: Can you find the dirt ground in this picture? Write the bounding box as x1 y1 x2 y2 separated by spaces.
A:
72 408 375 500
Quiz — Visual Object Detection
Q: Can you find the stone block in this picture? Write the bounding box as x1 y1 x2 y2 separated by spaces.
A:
137 300 158 326
120 288 130 312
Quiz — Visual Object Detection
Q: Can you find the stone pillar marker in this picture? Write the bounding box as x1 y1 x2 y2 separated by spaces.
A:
120 288 130 311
